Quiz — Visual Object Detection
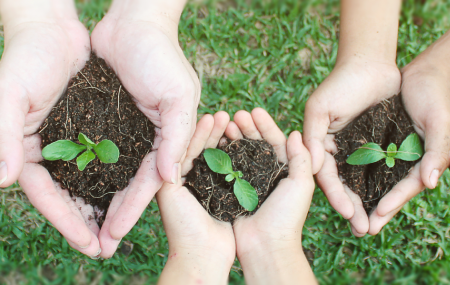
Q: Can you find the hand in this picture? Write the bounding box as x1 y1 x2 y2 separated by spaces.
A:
368 30 450 234
226 108 317 285
0 0 102 256
303 58 401 236
157 112 235 284
90 0 200 256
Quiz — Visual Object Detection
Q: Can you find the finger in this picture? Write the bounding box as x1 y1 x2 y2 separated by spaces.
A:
157 98 197 184
98 187 128 258
18 163 99 255
251 108 287 163
369 163 424 235
109 151 163 240
225 122 243 140
315 152 354 219
419 116 450 189
181 114 214 176
233 110 263 140
204 111 230 148
73 196 100 236
344 186 369 237
23 134 43 163
303 96 330 174
0 86 27 187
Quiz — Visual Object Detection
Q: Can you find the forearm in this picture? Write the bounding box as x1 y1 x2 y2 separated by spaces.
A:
158 249 232 285
337 0 401 64
239 246 317 285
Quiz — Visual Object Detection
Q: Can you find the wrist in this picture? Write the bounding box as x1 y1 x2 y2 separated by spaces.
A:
159 248 233 285
107 0 186 29
0 0 78 27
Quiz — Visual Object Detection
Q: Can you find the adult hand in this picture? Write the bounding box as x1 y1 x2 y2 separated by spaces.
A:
0 0 101 256
226 108 317 285
157 112 235 284
368 30 450 234
91 0 200 256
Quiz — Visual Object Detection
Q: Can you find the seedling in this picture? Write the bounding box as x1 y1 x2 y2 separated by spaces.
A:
347 133 423 167
203 148 258 211
42 133 120 171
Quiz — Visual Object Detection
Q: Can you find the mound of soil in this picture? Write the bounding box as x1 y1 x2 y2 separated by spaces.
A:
39 54 155 226
185 138 288 223
334 95 421 214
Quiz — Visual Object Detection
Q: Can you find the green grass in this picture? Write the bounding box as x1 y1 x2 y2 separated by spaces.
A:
1 0 450 284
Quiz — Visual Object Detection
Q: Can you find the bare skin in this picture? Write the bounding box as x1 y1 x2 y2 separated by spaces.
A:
304 0 404 237
0 0 197 258
368 30 450 234
158 109 317 284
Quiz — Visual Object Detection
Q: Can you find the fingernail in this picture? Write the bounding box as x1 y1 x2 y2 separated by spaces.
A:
171 163 179 184
430 169 440 189
0 161 7 186
89 248 102 259
79 244 89 249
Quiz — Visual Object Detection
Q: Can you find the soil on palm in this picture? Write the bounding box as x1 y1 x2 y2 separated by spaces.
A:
185 138 288 223
39 54 155 226
334 95 421 214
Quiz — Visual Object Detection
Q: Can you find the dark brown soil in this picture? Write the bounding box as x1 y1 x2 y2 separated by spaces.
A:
185 138 288 223
334 95 421 214
39 54 155 226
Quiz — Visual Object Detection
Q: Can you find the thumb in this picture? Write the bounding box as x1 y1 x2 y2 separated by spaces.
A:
0 82 27 187
157 97 197 184
303 96 330 174
419 116 450 189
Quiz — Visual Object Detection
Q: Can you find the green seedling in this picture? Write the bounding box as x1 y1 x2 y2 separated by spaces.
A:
347 133 423 168
203 148 258 211
42 133 120 171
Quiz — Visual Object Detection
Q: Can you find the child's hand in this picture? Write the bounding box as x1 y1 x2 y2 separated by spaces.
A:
0 0 100 256
90 0 200 254
369 31 450 235
226 108 317 285
303 59 401 237
157 112 235 285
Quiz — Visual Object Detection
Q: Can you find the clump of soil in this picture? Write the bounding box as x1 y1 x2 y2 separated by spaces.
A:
334 95 421 214
39 54 155 226
185 138 288 223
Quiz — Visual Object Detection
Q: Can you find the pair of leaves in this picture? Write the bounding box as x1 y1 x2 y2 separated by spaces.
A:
42 133 120 171
346 133 423 167
204 148 258 211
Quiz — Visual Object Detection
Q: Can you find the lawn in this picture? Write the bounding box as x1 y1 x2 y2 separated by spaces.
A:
1 0 450 284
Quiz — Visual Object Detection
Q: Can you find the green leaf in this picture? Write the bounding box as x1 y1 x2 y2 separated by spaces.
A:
234 178 259 211
346 143 386 165
42 140 86 161
395 133 424 161
386 157 395 168
225 174 235 182
78 133 96 148
76 150 96 171
94 140 120 163
387 143 397 157
235 171 243 178
203 148 234 174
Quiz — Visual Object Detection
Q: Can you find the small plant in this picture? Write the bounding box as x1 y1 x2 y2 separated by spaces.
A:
203 148 258 211
347 133 423 167
42 133 120 171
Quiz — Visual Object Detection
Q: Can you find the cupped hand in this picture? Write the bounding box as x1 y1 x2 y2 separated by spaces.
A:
226 108 317 284
0 2 102 256
90 2 200 256
303 58 401 236
368 31 450 234
157 112 236 284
